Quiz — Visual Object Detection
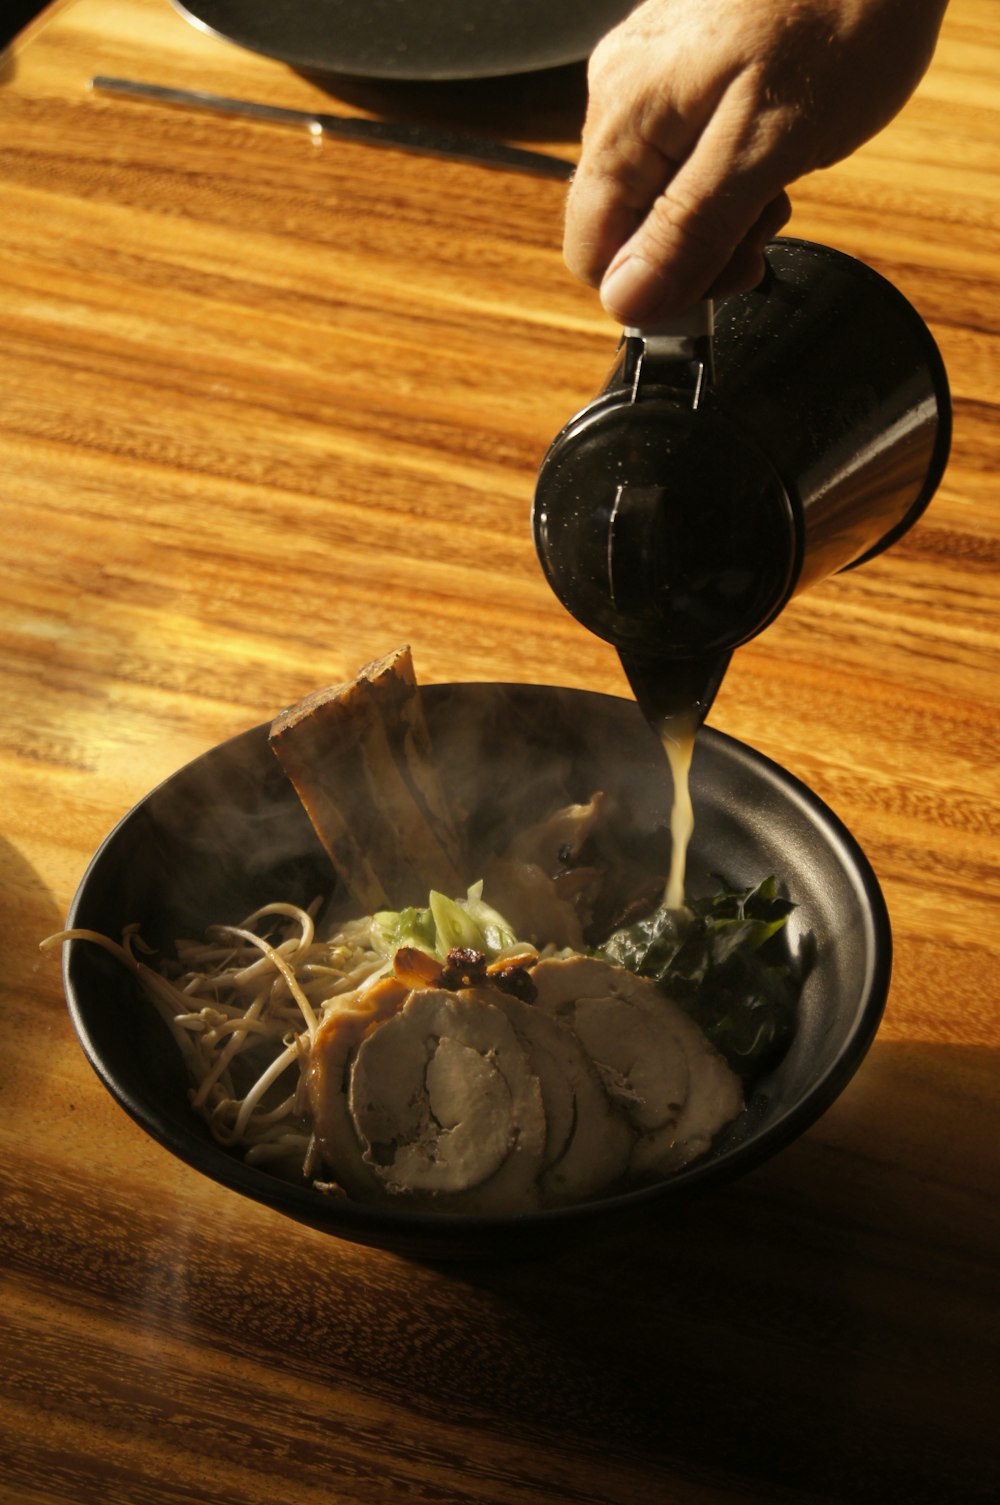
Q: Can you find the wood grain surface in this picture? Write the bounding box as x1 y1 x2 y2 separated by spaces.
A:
2 2 998 1502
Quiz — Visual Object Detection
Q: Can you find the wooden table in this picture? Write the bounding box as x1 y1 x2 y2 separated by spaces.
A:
2 2 998 1500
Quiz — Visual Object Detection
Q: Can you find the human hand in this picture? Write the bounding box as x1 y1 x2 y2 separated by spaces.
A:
564 0 949 324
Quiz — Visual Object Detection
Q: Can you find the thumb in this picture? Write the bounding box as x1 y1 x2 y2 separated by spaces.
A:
599 108 796 323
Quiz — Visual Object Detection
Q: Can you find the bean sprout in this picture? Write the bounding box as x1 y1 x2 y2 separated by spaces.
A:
43 903 388 1172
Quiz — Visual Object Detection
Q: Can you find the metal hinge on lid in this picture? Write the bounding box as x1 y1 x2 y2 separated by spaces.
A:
624 301 715 408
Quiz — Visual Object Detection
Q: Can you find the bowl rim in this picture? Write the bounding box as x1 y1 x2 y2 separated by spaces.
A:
62 685 893 1245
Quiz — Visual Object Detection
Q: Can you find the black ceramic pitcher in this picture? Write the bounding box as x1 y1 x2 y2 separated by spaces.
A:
532 237 951 721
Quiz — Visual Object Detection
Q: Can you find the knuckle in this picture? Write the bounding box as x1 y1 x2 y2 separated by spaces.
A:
642 184 742 261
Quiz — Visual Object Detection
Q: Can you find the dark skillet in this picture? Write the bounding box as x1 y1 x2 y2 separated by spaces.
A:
169 0 639 81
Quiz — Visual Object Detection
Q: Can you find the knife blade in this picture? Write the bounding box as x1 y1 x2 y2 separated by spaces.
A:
90 76 576 181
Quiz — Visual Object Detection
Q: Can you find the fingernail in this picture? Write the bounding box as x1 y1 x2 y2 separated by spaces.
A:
600 255 670 323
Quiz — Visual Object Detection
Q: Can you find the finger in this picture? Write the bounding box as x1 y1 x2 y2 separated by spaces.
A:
562 21 709 287
705 190 793 300
598 95 798 323
563 129 681 288
563 79 686 288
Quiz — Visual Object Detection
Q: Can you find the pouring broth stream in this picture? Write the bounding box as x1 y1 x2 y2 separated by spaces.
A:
619 650 731 910
660 712 697 912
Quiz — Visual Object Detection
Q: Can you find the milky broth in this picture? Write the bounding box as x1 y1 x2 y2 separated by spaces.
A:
618 651 731 915
660 712 697 913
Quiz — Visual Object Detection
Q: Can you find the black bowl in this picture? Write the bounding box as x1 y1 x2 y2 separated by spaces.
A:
63 684 891 1260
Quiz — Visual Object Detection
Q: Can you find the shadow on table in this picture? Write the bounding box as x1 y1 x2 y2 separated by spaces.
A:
1 831 64 987
1 0 47 50
450 1036 1000 1503
294 60 588 146
0 833 65 1109
5 1007 996 1504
